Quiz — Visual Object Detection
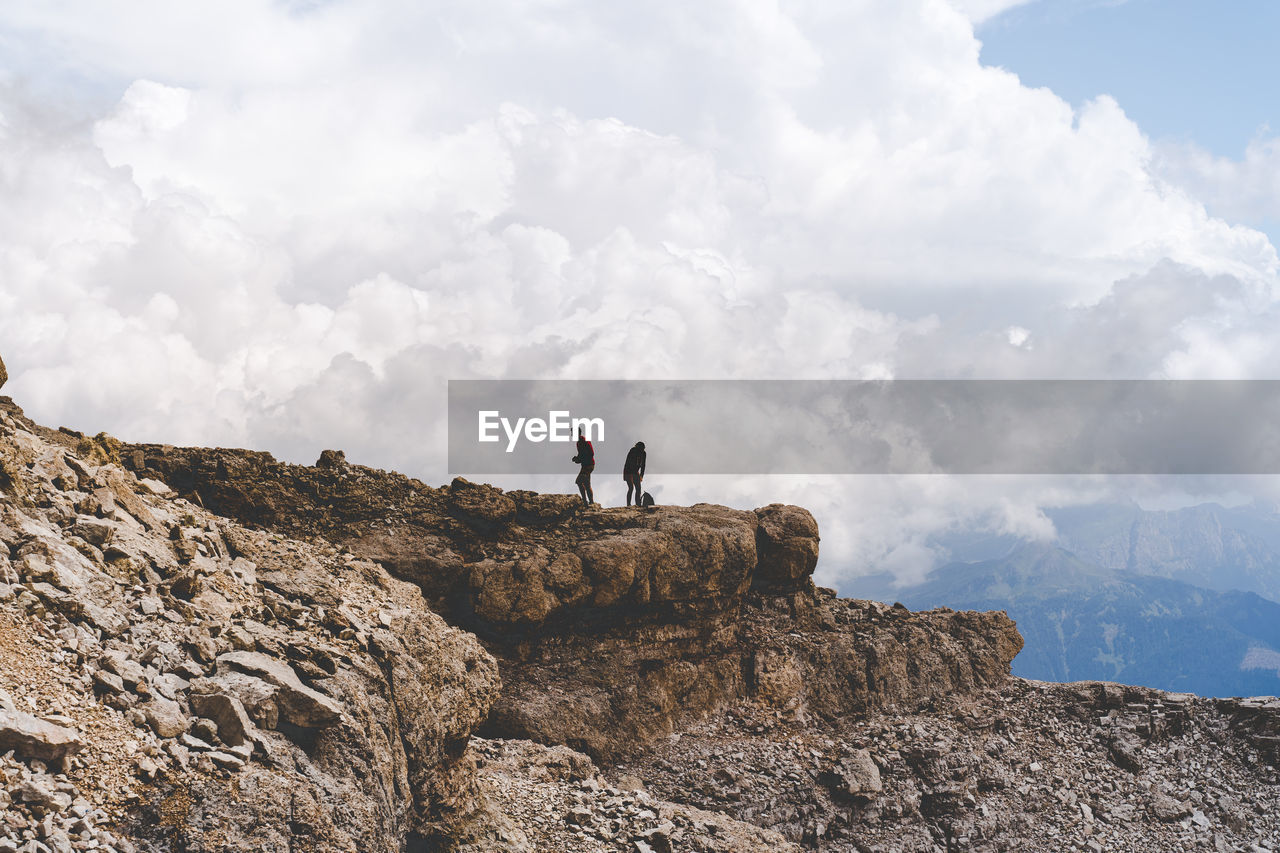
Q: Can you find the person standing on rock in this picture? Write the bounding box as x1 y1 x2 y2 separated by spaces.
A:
573 428 595 505
624 441 646 506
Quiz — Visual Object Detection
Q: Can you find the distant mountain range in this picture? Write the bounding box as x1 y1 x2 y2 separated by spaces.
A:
848 501 1280 698
945 500 1280 603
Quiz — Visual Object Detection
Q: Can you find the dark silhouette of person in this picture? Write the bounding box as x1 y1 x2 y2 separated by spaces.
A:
624 441 646 506
573 429 595 505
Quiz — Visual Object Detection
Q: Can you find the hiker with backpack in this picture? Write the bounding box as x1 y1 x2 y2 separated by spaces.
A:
624 441 646 507
573 429 595 505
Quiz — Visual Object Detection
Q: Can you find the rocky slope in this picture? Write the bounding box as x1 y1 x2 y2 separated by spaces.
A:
2 364 1278 852
0 397 514 851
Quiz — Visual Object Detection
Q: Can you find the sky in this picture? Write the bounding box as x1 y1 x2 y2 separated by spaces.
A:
2 0 1279 588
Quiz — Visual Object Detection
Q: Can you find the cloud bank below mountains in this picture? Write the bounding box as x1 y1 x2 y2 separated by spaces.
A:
1 0 1277 585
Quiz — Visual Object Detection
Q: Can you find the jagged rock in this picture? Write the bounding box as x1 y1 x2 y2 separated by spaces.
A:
201 672 275 722
0 352 7 391
1110 731 1144 773
315 449 346 469
829 749 882 801
216 651 343 728
100 650 147 688
1 399 511 853
136 476 174 496
70 515 116 547
347 530 466 603
188 691 254 746
0 709 84 761
1149 792 1191 822
449 477 518 528
16 779 72 812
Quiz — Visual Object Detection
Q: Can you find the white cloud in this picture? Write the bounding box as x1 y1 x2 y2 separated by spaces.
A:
1154 135 1280 232
948 0 1039 25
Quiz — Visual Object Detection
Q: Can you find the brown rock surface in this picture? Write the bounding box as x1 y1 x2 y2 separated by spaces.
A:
114 438 1021 763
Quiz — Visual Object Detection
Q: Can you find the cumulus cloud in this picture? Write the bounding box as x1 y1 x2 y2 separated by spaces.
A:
1154 135 1280 237
1 0 1279 588
948 0 1039 25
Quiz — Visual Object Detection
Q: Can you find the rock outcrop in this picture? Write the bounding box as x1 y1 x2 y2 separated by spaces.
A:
115 445 1017 761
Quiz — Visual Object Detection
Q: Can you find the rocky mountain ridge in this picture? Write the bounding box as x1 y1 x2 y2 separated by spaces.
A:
0 364 1277 851
111 440 1021 762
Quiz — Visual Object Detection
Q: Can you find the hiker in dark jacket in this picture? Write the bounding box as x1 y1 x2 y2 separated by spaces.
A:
623 441 646 506
573 430 595 505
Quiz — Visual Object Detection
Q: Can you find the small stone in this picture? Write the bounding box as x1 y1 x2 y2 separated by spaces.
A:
206 750 246 769
180 733 214 751
17 779 73 812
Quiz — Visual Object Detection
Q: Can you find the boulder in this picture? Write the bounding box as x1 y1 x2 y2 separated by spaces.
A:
0 352 6 391
752 504 819 591
142 696 190 738
189 691 255 747
448 477 517 529
216 651 343 728
71 516 117 547
193 671 281 730
831 749 883 800
16 778 72 812
0 708 84 761
315 449 346 469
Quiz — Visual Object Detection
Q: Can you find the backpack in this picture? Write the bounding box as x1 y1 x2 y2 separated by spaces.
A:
641 491 655 507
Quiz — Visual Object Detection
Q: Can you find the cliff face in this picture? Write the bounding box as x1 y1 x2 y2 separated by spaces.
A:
0 401 511 852
118 443 1022 761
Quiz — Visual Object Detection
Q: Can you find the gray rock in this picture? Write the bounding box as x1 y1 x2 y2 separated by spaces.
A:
180 733 214 751
99 650 146 688
1150 792 1191 822
141 696 189 738
834 748 883 800
193 672 280 730
206 750 246 769
216 651 343 728
188 692 254 747
70 516 116 547
0 708 84 761
16 779 72 812
152 672 191 701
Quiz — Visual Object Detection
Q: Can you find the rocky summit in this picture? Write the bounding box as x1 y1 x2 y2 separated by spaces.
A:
0 377 1276 852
